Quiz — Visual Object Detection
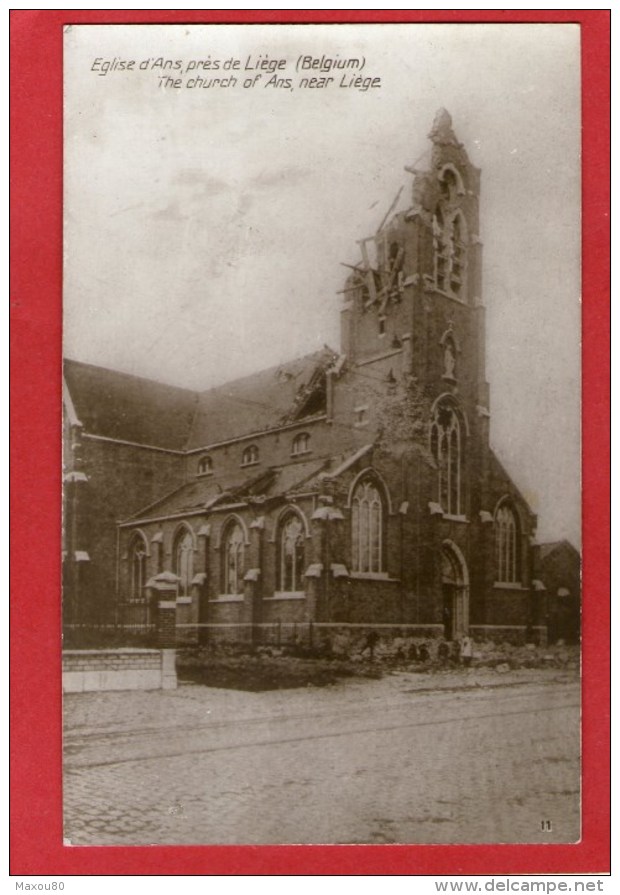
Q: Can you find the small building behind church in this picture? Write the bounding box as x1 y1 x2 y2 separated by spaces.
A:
536 540 581 644
63 110 548 647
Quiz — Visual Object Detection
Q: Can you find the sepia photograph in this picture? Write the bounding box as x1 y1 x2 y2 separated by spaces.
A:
61 22 582 847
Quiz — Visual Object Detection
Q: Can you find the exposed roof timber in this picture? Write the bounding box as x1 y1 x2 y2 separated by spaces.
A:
376 185 403 234
357 238 378 306
82 432 185 455
340 261 364 272
322 443 374 481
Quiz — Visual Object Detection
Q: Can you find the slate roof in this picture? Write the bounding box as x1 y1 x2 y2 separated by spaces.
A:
488 449 536 521
64 359 197 451
64 347 339 452
538 540 580 561
124 457 329 523
185 348 338 450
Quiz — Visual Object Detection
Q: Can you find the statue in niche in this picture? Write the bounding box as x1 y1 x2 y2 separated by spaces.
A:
443 339 456 380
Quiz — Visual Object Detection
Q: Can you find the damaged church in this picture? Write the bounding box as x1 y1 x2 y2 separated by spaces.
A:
63 110 547 646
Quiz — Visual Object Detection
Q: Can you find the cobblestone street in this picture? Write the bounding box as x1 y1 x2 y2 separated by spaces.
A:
63 668 580 846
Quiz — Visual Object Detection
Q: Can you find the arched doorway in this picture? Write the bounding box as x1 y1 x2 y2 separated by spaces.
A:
441 541 469 640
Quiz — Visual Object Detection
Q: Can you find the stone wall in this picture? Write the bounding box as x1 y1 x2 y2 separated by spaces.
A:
62 648 176 692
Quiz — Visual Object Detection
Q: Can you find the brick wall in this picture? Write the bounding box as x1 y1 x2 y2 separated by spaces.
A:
206 599 245 625
481 587 534 626
332 576 403 624
68 438 186 621
185 417 353 482
261 597 308 625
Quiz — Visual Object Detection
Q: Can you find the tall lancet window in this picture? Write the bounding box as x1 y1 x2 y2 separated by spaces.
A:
451 212 467 297
351 478 384 574
430 402 463 516
223 523 245 595
495 503 521 584
432 165 468 300
174 528 194 598
129 533 147 601
278 513 305 592
433 208 450 293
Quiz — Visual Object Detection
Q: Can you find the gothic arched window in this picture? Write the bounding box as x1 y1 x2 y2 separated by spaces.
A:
129 533 147 601
430 402 463 516
433 208 450 293
351 478 384 574
451 213 466 297
223 523 245 595
174 528 194 597
495 503 520 584
440 167 458 201
432 202 467 300
277 513 305 592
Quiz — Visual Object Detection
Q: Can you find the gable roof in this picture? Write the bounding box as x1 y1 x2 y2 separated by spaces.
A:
123 457 329 524
185 347 338 450
64 359 198 451
488 448 536 520
64 347 339 453
538 540 580 561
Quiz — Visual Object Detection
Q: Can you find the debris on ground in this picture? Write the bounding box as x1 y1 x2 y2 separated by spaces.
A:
176 640 580 692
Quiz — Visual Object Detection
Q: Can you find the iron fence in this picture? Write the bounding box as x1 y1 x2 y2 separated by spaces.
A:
173 620 444 651
62 601 156 649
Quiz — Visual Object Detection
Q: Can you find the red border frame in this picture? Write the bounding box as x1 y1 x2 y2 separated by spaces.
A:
10 9 610 875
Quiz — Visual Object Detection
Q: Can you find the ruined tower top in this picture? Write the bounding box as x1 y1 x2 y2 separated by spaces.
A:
428 108 460 147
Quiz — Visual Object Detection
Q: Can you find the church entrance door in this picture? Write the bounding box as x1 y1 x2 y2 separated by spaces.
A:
440 542 469 640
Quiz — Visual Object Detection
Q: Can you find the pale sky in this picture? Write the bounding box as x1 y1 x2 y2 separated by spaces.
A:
63 23 581 547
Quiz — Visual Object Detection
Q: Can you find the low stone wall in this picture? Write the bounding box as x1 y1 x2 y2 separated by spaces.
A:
62 648 177 693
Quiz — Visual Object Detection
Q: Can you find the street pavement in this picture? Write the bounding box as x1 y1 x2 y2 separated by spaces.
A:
63 667 580 846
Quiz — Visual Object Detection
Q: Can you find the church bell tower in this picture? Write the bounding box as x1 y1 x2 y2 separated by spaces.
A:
340 109 488 417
